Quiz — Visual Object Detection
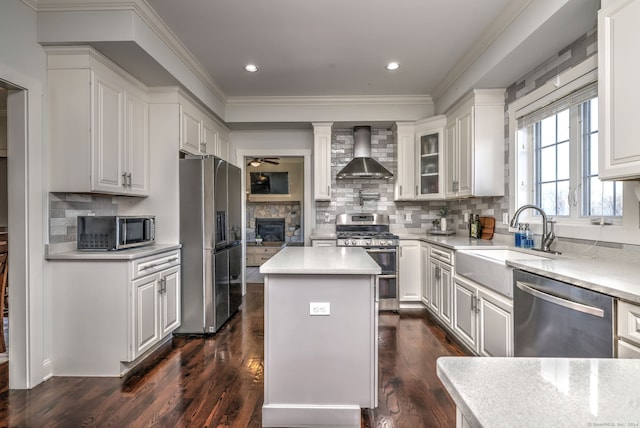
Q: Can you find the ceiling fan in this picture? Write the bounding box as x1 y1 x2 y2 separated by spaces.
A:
247 157 280 167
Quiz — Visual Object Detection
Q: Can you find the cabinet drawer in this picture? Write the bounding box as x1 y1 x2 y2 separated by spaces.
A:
618 300 640 346
430 245 454 265
618 339 640 359
247 246 281 256
133 250 181 279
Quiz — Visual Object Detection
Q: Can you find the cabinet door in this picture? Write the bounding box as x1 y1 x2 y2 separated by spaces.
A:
598 0 640 179
428 259 440 313
416 131 443 200
180 103 202 155
399 240 421 301
478 288 513 357
203 119 218 156
456 109 473 197
124 90 149 196
444 120 457 198
439 263 453 327
453 276 477 351
160 266 181 337
394 122 416 200
313 122 333 201
421 243 429 306
92 72 125 193
132 274 160 359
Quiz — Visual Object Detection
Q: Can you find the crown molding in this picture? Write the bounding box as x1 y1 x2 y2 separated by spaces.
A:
32 0 228 102
226 95 433 108
432 0 532 104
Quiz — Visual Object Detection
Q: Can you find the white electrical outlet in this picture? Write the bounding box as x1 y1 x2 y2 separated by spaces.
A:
405 213 412 221
310 302 330 316
463 213 469 223
324 212 330 222
502 213 509 225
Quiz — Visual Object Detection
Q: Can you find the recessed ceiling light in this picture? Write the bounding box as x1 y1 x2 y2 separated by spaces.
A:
245 64 259 72
386 62 400 71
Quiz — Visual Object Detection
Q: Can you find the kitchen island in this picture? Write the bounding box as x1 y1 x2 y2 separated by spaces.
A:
437 356 640 427
260 246 381 428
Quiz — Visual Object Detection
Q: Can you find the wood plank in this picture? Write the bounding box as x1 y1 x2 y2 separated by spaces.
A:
0 283 468 427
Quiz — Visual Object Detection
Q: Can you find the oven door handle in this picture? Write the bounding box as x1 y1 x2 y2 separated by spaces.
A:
378 274 396 279
516 281 605 318
365 248 397 253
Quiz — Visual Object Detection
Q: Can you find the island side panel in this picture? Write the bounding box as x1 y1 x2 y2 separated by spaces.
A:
263 273 377 426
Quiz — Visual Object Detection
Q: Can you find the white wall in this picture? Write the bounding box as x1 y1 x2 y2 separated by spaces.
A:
230 129 313 164
0 0 48 388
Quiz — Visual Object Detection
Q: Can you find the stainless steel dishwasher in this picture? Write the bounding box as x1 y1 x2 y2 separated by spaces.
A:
514 269 614 357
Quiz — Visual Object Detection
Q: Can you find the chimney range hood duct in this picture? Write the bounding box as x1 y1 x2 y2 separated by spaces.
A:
336 126 393 179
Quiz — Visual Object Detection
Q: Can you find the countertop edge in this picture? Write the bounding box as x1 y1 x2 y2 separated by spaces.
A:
45 243 182 260
436 357 484 428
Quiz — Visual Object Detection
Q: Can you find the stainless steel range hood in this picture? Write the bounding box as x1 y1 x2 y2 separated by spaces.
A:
336 126 393 179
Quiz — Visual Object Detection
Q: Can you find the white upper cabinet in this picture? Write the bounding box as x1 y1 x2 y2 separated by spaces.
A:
394 122 416 200
47 46 150 196
598 0 640 180
415 116 447 200
149 88 231 162
444 89 505 199
179 96 229 160
313 122 333 201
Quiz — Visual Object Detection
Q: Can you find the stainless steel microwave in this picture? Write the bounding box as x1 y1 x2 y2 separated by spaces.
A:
77 215 155 251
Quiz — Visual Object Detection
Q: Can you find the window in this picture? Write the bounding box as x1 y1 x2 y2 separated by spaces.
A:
516 82 622 222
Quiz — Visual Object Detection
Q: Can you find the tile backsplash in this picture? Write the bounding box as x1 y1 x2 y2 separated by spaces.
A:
49 193 117 244
313 128 509 235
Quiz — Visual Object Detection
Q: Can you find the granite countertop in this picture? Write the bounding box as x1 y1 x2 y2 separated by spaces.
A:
260 246 381 275
45 243 182 260
437 356 640 427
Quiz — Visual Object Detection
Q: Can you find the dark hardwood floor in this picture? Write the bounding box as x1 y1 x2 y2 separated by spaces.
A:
0 283 467 427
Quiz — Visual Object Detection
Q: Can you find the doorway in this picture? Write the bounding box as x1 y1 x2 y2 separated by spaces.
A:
236 149 313 292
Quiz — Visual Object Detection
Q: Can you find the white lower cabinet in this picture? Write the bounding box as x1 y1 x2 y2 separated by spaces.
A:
133 264 181 359
452 274 513 356
477 288 513 357
428 245 454 327
399 240 422 302
421 243 430 306
616 299 640 358
49 248 181 376
453 276 478 350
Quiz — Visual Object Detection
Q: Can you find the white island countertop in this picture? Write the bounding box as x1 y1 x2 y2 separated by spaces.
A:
260 246 381 275
437 356 640 427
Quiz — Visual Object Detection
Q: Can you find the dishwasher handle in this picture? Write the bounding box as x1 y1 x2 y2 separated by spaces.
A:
516 281 605 318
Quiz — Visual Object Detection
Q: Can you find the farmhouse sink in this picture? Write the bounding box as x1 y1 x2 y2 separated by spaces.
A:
455 249 552 298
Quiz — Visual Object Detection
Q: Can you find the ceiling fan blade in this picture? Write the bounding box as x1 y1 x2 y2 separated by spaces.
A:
263 157 280 160
264 160 280 165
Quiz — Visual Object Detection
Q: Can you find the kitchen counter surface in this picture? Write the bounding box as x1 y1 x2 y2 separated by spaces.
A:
260 246 381 275
437 356 640 427
507 256 640 304
45 243 182 260
396 232 508 250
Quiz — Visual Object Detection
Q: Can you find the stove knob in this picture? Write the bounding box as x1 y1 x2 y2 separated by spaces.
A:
379 240 387 246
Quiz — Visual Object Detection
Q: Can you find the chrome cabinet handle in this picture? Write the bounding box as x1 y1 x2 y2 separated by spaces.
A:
399 185 402 195
327 186 330 196
415 185 418 195
516 281 605 318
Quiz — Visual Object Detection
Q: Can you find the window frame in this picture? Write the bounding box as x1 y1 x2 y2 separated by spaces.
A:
507 56 640 245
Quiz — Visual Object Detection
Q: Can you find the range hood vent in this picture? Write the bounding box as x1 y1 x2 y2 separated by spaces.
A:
336 126 393 180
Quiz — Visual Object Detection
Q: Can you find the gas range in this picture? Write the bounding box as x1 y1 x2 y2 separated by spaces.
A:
335 213 399 248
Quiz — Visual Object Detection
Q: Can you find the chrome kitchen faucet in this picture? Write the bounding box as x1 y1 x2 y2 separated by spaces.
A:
510 204 557 253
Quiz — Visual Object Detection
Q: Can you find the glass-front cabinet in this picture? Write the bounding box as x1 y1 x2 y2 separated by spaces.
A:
415 116 446 200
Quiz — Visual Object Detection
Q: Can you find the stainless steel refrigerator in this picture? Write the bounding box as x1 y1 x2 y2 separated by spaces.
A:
177 156 243 334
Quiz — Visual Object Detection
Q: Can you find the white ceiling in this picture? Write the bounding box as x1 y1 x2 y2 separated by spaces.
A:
146 0 517 98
